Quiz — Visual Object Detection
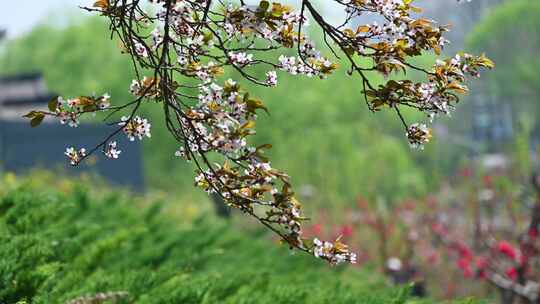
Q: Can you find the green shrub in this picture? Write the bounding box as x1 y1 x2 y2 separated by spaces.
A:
0 183 483 303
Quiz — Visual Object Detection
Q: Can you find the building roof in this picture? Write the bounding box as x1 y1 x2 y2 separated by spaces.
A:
0 72 43 83
2 94 57 106
0 72 48 104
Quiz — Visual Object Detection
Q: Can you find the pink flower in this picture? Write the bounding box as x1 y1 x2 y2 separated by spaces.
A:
506 267 518 281
311 223 322 235
339 225 354 238
528 227 538 239
497 241 517 260
457 258 473 278
475 256 488 270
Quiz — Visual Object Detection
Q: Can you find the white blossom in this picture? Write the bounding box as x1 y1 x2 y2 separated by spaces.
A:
64 147 86 166
134 41 148 58
265 71 278 87
104 141 122 159
119 116 151 141
406 123 432 149
229 52 253 65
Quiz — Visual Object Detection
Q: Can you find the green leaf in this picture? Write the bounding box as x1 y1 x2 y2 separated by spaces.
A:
48 96 59 112
23 111 37 118
240 120 256 129
344 47 355 56
83 104 98 112
203 31 213 44
259 0 270 12
246 98 269 115
30 113 45 127
256 144 273 151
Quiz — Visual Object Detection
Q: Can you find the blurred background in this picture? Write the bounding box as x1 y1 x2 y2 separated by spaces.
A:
1 0 539 303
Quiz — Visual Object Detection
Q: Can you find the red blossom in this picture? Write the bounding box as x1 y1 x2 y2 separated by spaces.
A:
528 227 539 239
455 242 473 260
505 267 518 281
497 241 517 260
477 269 487 279
519 254 529 267
457 258 473 278
339 225 354 237
475 256 488 270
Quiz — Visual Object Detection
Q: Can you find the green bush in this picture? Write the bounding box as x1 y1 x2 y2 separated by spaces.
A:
0 181 482 303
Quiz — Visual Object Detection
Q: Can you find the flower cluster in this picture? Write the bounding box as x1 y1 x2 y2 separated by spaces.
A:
424 173 540 302
65 147 86 166
277 55 336 78
104 141 122 159
26 0 491 265
313 238 357 265
340 1 493 137
229 52 253 66
119 116 151 141
406 123 432 149
23 94 111 129
58 94 111 127
265 71 278 87
130 77 160 98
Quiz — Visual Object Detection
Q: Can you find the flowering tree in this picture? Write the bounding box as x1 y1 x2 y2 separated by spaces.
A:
348 170 540 302
429 173 540 303
316 171 539 301
24 0 492 265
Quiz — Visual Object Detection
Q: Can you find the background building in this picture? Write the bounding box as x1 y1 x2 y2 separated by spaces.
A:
0 73 144 190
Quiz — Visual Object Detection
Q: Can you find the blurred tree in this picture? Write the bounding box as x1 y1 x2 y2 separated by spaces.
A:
0 17 134 105
412 0 505 53
466 0 540 117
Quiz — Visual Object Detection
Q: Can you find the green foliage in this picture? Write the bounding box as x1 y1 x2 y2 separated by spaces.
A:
460 0 540 165
0 182 480 303
466 0 540 116
246 72 428 205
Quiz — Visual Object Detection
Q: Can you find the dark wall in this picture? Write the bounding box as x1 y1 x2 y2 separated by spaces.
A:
0 121 144 190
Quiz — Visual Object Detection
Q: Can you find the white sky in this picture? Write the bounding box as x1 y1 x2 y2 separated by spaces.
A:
0 0 445 40
0 0 95 38
0 0 349 39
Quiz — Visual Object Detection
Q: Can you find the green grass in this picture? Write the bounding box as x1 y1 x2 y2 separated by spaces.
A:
0 179 484 303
